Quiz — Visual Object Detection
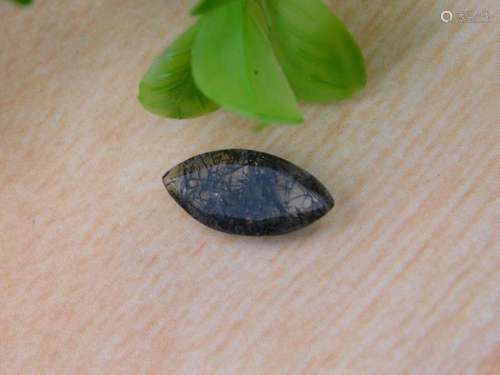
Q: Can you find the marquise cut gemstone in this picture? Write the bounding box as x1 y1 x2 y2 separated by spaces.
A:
163 149 334 236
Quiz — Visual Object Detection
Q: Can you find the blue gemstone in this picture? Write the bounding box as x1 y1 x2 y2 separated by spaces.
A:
163 149 334 236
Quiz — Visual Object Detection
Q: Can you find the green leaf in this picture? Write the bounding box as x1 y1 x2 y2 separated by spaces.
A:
264 0 367 102
191 0 234 15
10 0 33 5
139 24 219 119
192 0 303 124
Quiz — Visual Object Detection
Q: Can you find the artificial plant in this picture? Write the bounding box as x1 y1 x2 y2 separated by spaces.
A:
139 0 366 126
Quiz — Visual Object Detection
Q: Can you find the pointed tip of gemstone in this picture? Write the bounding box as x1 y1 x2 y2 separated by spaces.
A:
162 149 334 236
162 168 176 187
322 191 335 212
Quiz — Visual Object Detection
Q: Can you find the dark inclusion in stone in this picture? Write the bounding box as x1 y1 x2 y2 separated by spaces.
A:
163 149 334 236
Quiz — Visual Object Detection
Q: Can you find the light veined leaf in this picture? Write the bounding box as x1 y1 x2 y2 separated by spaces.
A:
191 0 234 15
139 24 219 119
192 0 303 124
264 0 367 102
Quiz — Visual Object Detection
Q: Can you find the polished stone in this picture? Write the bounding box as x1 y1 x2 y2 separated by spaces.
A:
163 149 334 236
